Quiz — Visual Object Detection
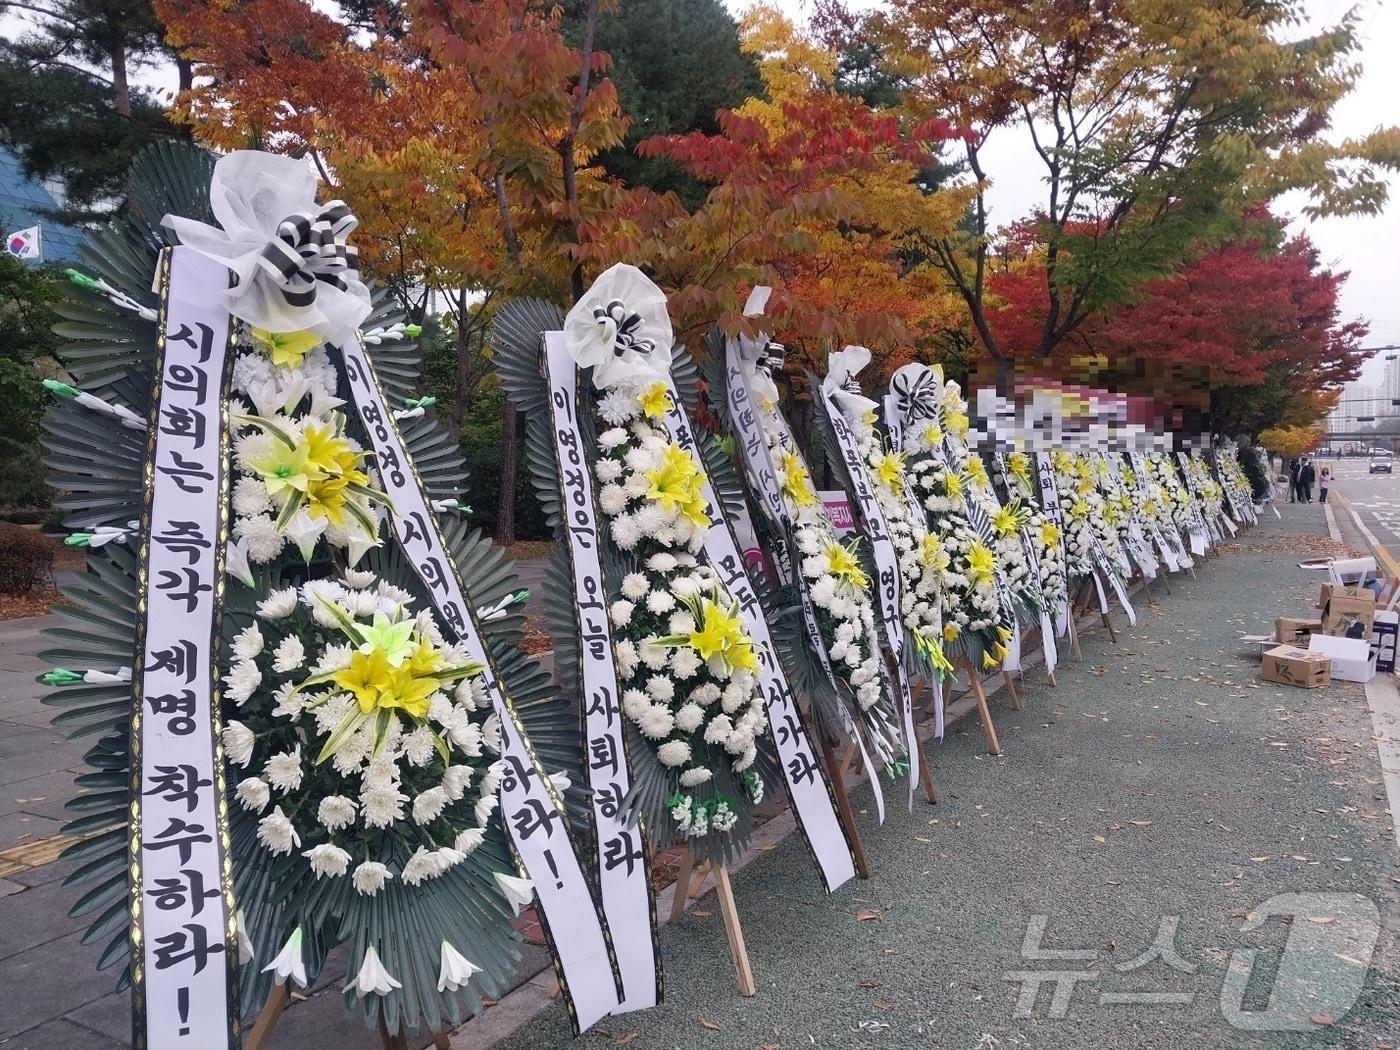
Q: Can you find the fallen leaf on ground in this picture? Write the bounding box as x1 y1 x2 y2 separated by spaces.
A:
855 908 880 922
698 1018 721 1031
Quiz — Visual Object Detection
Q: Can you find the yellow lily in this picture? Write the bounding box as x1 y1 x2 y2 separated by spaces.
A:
824 540 869 591
638 381 670 420
779 450 818 509
251 327 321 370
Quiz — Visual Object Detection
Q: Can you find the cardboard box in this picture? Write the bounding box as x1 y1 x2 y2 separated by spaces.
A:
1261 645 1331 689
1323 594 1376 640
1275 617 1323 645
1318 582 1375 609
1308 634 1377 684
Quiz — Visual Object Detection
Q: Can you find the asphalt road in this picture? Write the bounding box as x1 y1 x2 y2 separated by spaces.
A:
1314 457 1400 574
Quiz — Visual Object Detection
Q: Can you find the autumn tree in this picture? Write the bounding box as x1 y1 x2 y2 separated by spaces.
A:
846 0 1400 360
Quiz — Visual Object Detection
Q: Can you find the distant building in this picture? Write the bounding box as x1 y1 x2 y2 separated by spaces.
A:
0 147 86 265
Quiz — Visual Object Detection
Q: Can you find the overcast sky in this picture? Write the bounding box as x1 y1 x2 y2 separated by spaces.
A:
7 0 1395 381
726 0 1400 384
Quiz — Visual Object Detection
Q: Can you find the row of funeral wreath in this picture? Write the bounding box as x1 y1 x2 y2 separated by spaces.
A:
37 146 1265 1048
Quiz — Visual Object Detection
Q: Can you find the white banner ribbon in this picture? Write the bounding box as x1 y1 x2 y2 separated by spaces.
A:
132 246 238 1049
661 384 858 892
542 334 660 1012
339 336 622 1034
725 343 886 824
1034 453 1073 638
821 392 921 806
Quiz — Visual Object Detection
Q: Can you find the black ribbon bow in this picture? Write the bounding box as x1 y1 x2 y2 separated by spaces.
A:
891 368 941 424
592 299 656 358
258 200 360 310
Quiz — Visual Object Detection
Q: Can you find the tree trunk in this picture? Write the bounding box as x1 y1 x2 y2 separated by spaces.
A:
110 42 130 117
176 56 193 94
450 297 472 441
496 398 520 547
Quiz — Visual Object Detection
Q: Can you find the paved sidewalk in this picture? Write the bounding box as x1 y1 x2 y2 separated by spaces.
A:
3 509 1397 1048
481 504 1398 1049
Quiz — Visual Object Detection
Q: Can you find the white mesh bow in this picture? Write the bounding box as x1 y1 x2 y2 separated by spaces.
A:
562 263 673 390
162 150 372 346
823 345 878 420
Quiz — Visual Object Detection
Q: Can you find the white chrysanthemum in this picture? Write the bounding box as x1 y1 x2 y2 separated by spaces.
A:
257 806 299 855
645 675 675 703
232 627 263 667
638 705 675 740
595 457 623 483
599 485 628 516
223 660 261 707
318 795 357 831
233 476 272 517
621 688 649 721
691 682 721 706
640 639 669 670
304 842 351 879
704 714 734 745
236 777 270 812
271 634 306 675
611 515 641 550
657 740 691 767
620 573 649 600
646 552 677 572
235 514 283 563
679 767 712 787
413 786 450 825
360 782 407 828
674 702 704 732
441 764 474 801
645 589 677 615
669 647 701 679
352 860 391 896
223 720 255 766
614 639 639 678
599 427 628 449
399 726 436 767
256 587 299 620
264 746 303 792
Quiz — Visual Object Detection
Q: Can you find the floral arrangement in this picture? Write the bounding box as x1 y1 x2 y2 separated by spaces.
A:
903 416 1012 670
229 335 389 567
1182 450 1225 531
1148 450 1197 538
1050 450 1098 581
1082 453 1132 579
563 268 769 843
998 451 1068 616
1090 454 1144 576
226 573 503 891
751 375 887 718
833 385 951 675
45 146 570 1038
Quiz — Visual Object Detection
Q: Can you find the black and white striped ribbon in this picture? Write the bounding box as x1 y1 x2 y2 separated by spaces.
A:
256 201 360 309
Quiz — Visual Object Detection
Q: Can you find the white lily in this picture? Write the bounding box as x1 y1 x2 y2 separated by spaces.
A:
548 769 572 795
493 872 536 917
262 927 307 988
437 940 482 993
343 945 402 998
344 524 381 567
226 536 255 588
823 345 878 420
235 909 255 965
283 509 328 563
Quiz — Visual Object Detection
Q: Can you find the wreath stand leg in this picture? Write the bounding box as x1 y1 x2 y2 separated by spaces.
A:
669 846 757 996
1067 611 1084 661
957 660 1002 756
1136 569 1159 610
1001 670 1022 711
820 735 871 878
917 733 939 804
1099 607 1118 643
243 981 290 1050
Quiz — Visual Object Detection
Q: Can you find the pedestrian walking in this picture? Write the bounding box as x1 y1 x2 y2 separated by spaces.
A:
1288 458 1300 503
1300 458 1316 503
1319 465 1331 503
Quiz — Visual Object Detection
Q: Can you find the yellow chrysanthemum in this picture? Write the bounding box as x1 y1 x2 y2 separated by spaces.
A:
638 381 670 420
251 327 321 370
861 408 879 427
779 450 818 509
945 408 969 439
942 621 960 642
1039 521 1061 547
943 469 963 500
922 423 943 446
